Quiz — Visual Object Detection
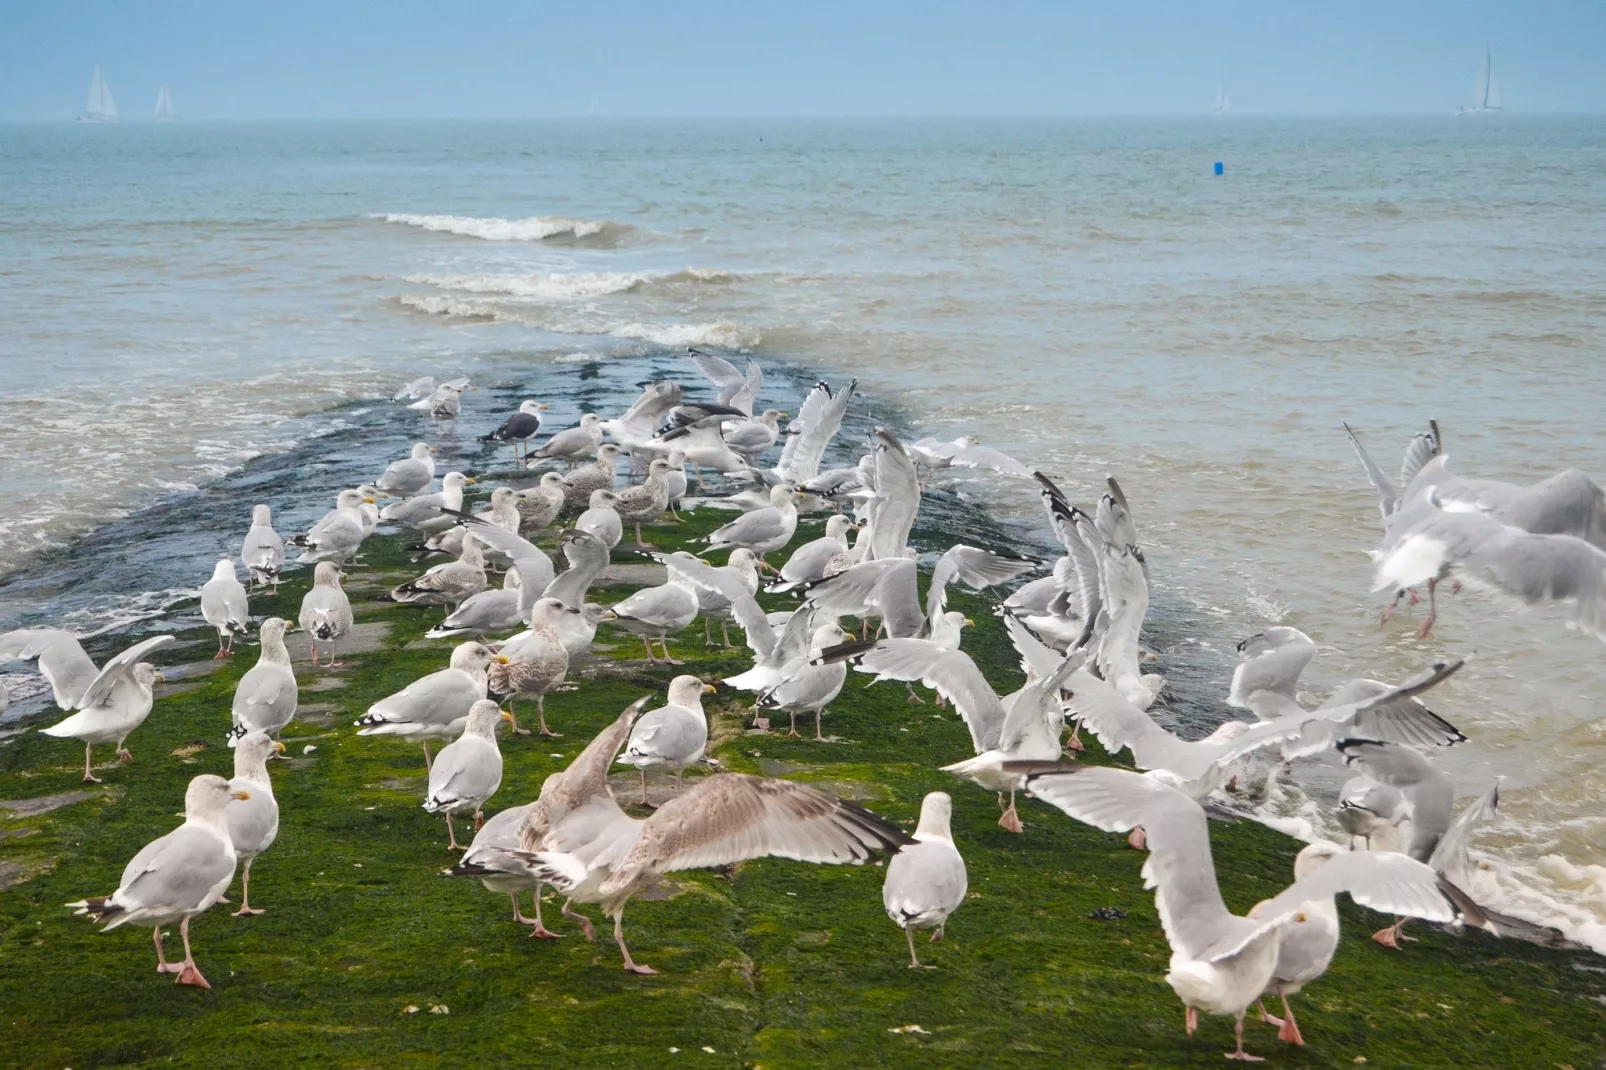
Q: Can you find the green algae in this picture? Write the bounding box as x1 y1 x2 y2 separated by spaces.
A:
0 508 1603 1070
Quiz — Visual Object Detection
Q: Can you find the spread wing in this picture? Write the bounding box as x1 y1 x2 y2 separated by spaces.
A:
78 635 175 709
776 379 856 484
0 629 100 709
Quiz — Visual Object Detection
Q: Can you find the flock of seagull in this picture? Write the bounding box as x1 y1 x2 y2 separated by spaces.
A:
4 354 1606 1060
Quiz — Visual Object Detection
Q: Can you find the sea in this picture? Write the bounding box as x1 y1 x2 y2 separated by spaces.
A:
3 116 1606 948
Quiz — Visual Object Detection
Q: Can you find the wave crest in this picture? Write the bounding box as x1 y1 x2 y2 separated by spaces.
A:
403 268 738 300
393 294 759 350
375 212 633 246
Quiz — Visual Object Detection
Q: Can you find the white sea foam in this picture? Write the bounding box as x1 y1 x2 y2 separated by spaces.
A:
405 268 738 300
393 294 760 351
376 212 632 244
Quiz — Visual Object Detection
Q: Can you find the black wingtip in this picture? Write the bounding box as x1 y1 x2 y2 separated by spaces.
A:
812 637 877 666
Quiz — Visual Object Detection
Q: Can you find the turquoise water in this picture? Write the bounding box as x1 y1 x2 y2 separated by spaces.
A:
3 117 1606 942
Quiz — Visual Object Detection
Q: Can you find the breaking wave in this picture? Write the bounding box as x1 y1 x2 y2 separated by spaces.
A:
374 212 634 246
393 294 760 350
403 268 738 300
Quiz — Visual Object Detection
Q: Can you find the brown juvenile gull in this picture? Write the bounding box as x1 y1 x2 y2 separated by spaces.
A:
561 443 623 510
390 535 489 609
501 700 911 974
612 457 674 548
489 597 573 737
516 472 568 533
67 774 249 989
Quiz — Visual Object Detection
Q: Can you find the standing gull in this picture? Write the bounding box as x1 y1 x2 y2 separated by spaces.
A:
489 598 573 737
883 791 967 969
228 618 298 747
294 488 373 565
375 443 437 499
704 484 800 565
767 514 855 594
603 558 701 665
241 505 285 592
67 774 248 989
298 562 354 666
576 489 623 549
423 699 512 850
516 472 568 534
613 457 674 548
223 731 284 916
389 536 488 609
528 413 604 468
201 558 250 659
480 400 548 460
380 472 476 537
561 444 623 510
355 641 503 769
615 675 715 805
755 622 849 738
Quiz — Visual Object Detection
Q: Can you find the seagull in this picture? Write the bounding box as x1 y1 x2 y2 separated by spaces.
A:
689 349 764 417
766 515 856 594
599 379 683 453
647 414 749 484
516 472 568 533
613 457 674 548
200 558 250 659
228 618 298 747
488 598 573 737
423 700 513 850
560 444 623 510
67 774 249 989
355 641 504 769
298 562 354 666
444 802 560 937
576 489 623 549
394 375 438 402
703 484 799 564
882 791 967 969
1016 765 1452 1062
499 699 911 975
375 443 438 499
223 731 284 917
754 622 849 738
416 383 465 419
907 435 1036 481
805 542 1030 647
379 472 476 536
1337 739 1501 948
724 409 788 462
389 536 488 609
1335 776 1408 850
861 430 922 562
527 413 604 468
480 400 549 460
294 488 374 564
423 486 523 563
1372 491 1606 641
681 548 760 648
615 675 715 805
602 559 701 664
240 505 285 592
4 630 174 782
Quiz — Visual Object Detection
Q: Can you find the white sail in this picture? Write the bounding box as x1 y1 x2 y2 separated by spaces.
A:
1213 85 1228 113
154 85 177 121
1461 46 1502 114
81 64 118 123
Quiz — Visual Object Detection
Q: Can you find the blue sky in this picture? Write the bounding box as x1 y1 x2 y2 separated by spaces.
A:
3 1 1603 119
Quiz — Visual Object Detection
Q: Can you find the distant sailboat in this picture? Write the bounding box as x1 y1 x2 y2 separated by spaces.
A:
1457 46 1503 115
78 64 118 124
1213 85 1230 114
154 85 178 122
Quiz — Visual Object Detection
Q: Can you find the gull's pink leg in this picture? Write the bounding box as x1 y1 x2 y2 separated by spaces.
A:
1065 723 1085 751
421 741 433 772
1225 1016 1264 1061
815 707 825 741
1381 588 1405 626
641 636 657 663
154 927 184 974
788 711 801 737
657 636 683 666
1373 917 1413 948
505 697 532 736
473 809 485 832
562 898 596 943
1127 826 1147 851
83 744 102 784
904 926 937 969
536 695 559 738
614 910 658 975
1417 577 1439 639
998 791 1024 833
174 917 210 988
523 888 562 939
1257 1000 1284 1028
1276 993 1304 1045
1185 1006 1198 1036
445 812 462 851
640 769 650 807
230 859 264 916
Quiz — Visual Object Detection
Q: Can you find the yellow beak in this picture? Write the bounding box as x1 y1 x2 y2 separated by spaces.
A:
363 496 377 504
274 741 287 754
965 618 976 627
464 477 478 485
429 447 439 454
494 654 510 664
153 672 166 684
232 789 251 801
538 403 550 410
500 710 515 723
702 683 718 694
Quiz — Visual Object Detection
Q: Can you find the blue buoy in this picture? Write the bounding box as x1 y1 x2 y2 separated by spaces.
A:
1214 161 1225 176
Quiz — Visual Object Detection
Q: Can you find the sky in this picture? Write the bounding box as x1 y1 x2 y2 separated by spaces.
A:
2 1 1604 120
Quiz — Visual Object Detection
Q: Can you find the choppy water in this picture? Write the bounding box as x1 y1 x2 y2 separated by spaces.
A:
3 117 1606 947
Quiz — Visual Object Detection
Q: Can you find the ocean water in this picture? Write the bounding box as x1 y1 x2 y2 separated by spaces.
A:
3 117 1606 946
